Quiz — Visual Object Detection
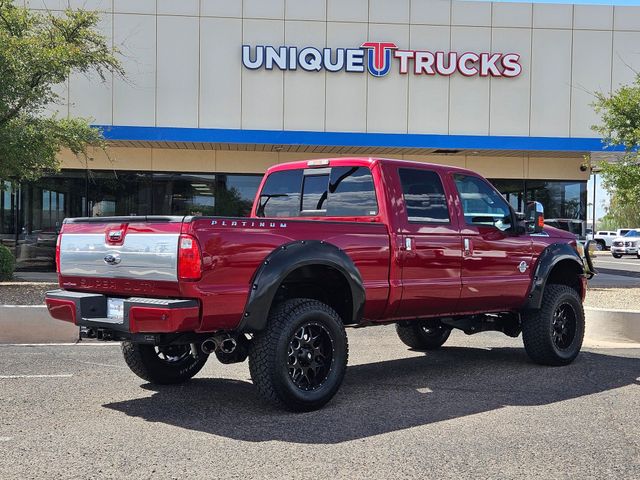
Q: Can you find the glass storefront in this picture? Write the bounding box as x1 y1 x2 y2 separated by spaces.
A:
0 170 586 271
489 178 588 238
0 170 262 270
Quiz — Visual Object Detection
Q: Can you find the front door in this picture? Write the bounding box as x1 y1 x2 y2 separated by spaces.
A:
452 173 533 312
395 167 462 318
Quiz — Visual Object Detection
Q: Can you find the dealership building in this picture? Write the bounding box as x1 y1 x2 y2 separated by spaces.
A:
2 0 638 269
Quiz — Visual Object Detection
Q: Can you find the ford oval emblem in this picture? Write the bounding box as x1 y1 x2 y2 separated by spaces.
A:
104 253 121 265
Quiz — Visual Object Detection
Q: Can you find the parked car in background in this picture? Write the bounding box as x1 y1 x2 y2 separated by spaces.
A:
611 230 640 258
592 230 617 250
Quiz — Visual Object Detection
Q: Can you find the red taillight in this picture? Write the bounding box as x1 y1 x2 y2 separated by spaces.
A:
55 234 61 273
178 234 202 281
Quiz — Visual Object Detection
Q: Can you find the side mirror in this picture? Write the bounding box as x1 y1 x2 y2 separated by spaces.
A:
524 201 544 234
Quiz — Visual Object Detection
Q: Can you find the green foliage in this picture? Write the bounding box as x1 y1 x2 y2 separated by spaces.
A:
0 1 123 182
592 75 640 151
0 244 15 280
592 74 640 228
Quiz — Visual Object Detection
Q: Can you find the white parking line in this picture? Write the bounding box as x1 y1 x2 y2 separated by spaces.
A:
0 374 73 379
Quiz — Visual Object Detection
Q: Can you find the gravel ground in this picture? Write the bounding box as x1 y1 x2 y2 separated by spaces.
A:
1 281 640 311
0 283 57 305
585 287 640 311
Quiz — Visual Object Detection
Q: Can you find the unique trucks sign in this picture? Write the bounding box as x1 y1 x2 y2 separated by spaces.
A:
242 42 521 78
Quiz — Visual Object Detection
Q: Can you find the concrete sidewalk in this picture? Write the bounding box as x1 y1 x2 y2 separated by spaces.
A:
0 306 78 344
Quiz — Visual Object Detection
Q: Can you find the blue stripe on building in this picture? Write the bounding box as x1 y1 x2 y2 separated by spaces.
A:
95 125 623 153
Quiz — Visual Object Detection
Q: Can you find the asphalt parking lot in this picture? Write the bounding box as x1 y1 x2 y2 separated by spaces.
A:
1 327 639 479
591 254 640 288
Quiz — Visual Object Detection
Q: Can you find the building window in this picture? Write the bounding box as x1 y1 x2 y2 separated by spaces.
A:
152 173 215 216
489 178 587 237
216 174 262 217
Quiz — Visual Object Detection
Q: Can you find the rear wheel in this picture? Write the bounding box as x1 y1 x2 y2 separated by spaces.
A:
396 321 451 350
521 285 584 366
248 298 348 412
121 342 208 384
594 240 605 251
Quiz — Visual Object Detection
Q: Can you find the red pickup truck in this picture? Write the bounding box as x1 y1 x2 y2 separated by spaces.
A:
46 158 595 411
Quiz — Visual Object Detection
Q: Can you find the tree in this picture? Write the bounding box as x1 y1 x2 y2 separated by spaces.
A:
592 74 640 228
0 1 123 182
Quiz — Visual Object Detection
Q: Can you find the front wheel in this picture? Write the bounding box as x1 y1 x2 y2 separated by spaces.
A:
521 285 585 366
396 321 451 350
121 342 208 384
612 253 622 259
248 298 348 412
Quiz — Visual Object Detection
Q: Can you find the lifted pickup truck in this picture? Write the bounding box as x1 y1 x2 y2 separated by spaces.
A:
46 158 595 411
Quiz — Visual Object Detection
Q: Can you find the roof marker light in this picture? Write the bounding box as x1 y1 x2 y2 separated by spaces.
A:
307 159 330 167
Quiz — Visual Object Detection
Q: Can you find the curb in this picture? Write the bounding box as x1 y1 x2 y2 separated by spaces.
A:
1 305 639 346
0 306 79 344
584 307 640 344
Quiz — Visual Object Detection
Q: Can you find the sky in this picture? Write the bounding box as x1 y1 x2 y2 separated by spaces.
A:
587 174 609 223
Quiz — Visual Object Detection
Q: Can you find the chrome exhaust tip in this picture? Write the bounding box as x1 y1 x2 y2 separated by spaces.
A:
201 338 218 355
220 337 237 354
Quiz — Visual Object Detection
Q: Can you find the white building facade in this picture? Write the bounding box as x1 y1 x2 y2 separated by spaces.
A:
3 0 639 269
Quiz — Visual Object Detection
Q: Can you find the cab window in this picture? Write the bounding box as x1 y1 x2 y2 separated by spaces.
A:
257 166 377 218
398 168 450 223
453 174 513 231
256 169 303 217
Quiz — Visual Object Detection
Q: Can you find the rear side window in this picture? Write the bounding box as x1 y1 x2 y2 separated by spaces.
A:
257 166 378 218
327 167 378 216
301 173 329 213
257 169 303 217
398 168 450 223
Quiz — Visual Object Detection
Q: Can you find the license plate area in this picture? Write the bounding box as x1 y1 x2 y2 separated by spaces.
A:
106 298 125 324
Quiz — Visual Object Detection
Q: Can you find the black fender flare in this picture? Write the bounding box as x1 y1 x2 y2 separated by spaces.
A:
523 243 585 310
238 240 366 332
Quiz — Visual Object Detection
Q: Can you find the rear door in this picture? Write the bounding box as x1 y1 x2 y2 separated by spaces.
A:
451 174 533 312
394 167 462 318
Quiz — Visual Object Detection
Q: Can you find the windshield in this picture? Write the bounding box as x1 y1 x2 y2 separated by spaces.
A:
623 230 640 237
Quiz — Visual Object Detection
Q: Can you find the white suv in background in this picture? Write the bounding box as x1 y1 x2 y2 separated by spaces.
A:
611 230 640 259
592 230 617 250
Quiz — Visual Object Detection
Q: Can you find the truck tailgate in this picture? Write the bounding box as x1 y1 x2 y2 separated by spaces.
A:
58 217 185 295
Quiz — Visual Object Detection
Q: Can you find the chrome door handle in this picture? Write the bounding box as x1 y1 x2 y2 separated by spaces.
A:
463 238 471 256
405 237 413 251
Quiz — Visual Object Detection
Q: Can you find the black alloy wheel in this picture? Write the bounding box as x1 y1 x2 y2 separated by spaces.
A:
121 341 209 385
522 284 585 366
155 345 192 363
551 303 577 350
287 322 334 391
249 298 348 412
396 320 451 350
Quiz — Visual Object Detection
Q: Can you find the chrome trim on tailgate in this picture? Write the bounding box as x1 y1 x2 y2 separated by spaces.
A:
59 233 179 281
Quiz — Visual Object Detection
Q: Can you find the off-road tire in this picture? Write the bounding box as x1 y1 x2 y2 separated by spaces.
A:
396 321 451 350
121 342 208 384
522 285 585 366
248 298 348 412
